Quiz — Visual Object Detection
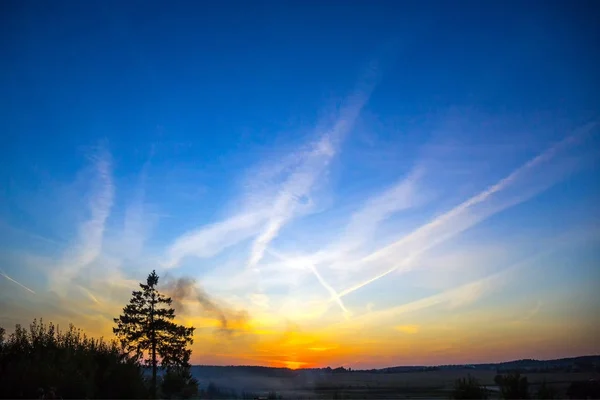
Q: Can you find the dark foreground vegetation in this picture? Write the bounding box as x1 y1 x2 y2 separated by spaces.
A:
0 319 147 399
0 271 198 399
1 271 599 399
450 371 600 399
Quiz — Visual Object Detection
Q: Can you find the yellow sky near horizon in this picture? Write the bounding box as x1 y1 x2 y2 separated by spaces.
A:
2 266 598 370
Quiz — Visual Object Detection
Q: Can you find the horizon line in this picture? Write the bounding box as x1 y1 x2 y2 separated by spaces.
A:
185 353 600 370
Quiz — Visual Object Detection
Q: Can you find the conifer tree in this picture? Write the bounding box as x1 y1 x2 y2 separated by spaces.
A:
114 270 195 398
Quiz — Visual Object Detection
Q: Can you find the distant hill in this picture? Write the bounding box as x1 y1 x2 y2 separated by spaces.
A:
175 356 600 396
190 355 600 375
378 355 600 373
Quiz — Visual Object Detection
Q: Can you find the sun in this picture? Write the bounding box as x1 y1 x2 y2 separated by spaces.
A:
284 360 307 370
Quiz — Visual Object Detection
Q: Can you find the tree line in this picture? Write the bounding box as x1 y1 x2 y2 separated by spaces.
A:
451 372 600 399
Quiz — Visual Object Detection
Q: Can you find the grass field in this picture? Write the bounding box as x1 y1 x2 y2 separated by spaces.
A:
196 369 599 399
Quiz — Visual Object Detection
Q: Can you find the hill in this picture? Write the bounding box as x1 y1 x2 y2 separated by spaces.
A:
189 355 600 375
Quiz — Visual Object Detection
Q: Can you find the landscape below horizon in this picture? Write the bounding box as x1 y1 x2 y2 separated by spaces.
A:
179 356 600 399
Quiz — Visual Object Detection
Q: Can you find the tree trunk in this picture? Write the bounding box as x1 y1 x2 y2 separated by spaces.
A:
151 292 157 399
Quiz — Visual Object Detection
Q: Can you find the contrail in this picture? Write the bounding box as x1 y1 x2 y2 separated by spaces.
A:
247 59 384 270
55 147 114 287
307 263 351 319
0 269 36 294
78 285 100 304
334 122 598 301
266 248 350 317
338 255 417 299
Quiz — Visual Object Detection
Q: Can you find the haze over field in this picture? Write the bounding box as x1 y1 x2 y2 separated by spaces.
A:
1 1 599 370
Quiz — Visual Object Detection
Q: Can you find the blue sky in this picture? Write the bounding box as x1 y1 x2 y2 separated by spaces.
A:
1 0 599 367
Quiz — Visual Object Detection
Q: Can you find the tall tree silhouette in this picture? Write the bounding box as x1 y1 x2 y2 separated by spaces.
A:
114 270 195 398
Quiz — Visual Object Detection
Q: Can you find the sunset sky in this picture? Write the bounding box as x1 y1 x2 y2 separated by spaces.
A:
1 1 599 369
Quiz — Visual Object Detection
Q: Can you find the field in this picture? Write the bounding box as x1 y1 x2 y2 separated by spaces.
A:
194 369 600 399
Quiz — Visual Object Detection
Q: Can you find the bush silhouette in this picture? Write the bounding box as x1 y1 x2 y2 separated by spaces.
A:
160 367 199 399
495 372 530 399
536 380 558 399
566 380 600 399
451 375 488 399
0 318 148 399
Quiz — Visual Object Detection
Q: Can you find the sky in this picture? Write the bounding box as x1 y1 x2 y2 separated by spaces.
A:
1 0 599 369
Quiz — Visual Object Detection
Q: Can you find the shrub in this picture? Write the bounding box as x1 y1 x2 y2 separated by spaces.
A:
451 375 488 399
495 372 529 399
0 318 148 399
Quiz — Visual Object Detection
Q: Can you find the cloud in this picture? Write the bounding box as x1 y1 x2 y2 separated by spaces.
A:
320 168 425 272
247 135 338 270
118 154 155 259
333 122 599 301
307 262 351 319
249 293 270 309
323 225 597 337
265 248 351 318
254 121 596 322
249 167 424 317
164 72 380 272
164 211 267 268
161 64 384 325
77 284 100 305
163 123 356 272
344 168 423 244
246 67 381 270
52 147 115 288
325 261 520 334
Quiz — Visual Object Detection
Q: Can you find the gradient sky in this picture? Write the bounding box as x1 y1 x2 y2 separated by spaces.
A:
1 0 599 369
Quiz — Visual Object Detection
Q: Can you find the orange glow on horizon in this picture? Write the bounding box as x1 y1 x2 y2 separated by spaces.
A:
283 360 309 369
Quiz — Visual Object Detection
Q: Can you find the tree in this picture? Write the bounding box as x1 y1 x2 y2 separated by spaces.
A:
566 380 600 399
114 270 195 398
160 366 199 399
536 380 558 399
451 375 488 399
496 372 530 399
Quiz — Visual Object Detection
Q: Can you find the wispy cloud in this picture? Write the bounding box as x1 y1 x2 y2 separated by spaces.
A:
317 168 425 273
119 153 155 259
332 122 598 301
343 168 424 246
53 147 114 287
247 135 337 269
165 211 267 268
163 63 383 312
247 67 381 270
163 132 343 271
324 257 525 334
